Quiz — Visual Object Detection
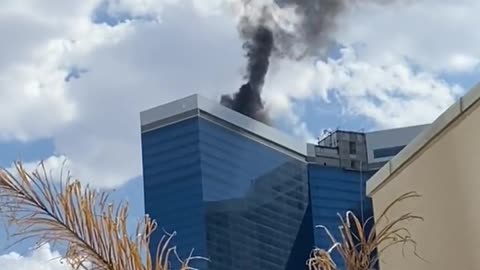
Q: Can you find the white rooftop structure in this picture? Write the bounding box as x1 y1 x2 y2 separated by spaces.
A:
141 94 432 169
140 94 308 158
365 124 429 165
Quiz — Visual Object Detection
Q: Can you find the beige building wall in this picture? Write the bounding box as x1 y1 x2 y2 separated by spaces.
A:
367 87 480 270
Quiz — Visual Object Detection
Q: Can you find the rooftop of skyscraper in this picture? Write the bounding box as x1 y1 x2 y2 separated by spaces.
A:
140 93 308 158
141 94 428 170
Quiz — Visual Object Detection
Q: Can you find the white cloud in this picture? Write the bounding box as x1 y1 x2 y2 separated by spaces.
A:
265 58 330 101
265 94 314 141
316 47 462 128
336 0 480 73
0 64 75 141
0 0 133 142
262 47 461 130
54 3 245 188
3 155 100 188
261 58 329 141
0 244 70 270
260 44 461 131
0 0 243 188
448 53 480 73
102 0 234 19
6 155 69 177
1 1 243 187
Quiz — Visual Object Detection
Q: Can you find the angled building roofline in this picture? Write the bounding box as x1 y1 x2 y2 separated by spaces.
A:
367 82 480 196
140 94 307 157
365 124 430 135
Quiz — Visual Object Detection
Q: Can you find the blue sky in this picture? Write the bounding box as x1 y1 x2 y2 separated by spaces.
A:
0 0 479 268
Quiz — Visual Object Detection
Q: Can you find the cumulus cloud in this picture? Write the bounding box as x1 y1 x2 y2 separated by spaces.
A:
3 0 245 188
0 0 244 187
318 47 463 128
448 53 480 73
5 155 69 177
0 0 476 188
0 65 75 141
0 244 70 270
336 0 480 73
0 0 132 142
263 47 461 130
3 155 102 188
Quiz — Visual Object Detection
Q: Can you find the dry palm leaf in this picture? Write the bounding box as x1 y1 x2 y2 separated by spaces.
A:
310 191 423 270
0 161 205 270
307 244 339 270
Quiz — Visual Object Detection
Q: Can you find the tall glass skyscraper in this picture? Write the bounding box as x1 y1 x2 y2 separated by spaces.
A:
140 95 424 270
141 95 313 270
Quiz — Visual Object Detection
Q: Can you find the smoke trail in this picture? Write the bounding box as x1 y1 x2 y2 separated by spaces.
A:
221 0 380 123
220 25 273 123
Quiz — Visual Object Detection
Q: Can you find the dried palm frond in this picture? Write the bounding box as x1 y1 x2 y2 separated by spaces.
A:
307 245 339 270
310 191 423 270
0 161 205 270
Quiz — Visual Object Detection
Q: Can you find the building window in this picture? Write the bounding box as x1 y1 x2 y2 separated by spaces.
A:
351 160 357 168
373 145 406 158
349 141 356 154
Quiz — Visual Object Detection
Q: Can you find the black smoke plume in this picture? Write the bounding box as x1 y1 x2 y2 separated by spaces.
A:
220 25 273 124
221 0 377 123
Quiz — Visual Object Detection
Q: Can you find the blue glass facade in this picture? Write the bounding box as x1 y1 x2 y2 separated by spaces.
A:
142 117 207 268
142 113 375 270
308 165 374 269
142 116 312 270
